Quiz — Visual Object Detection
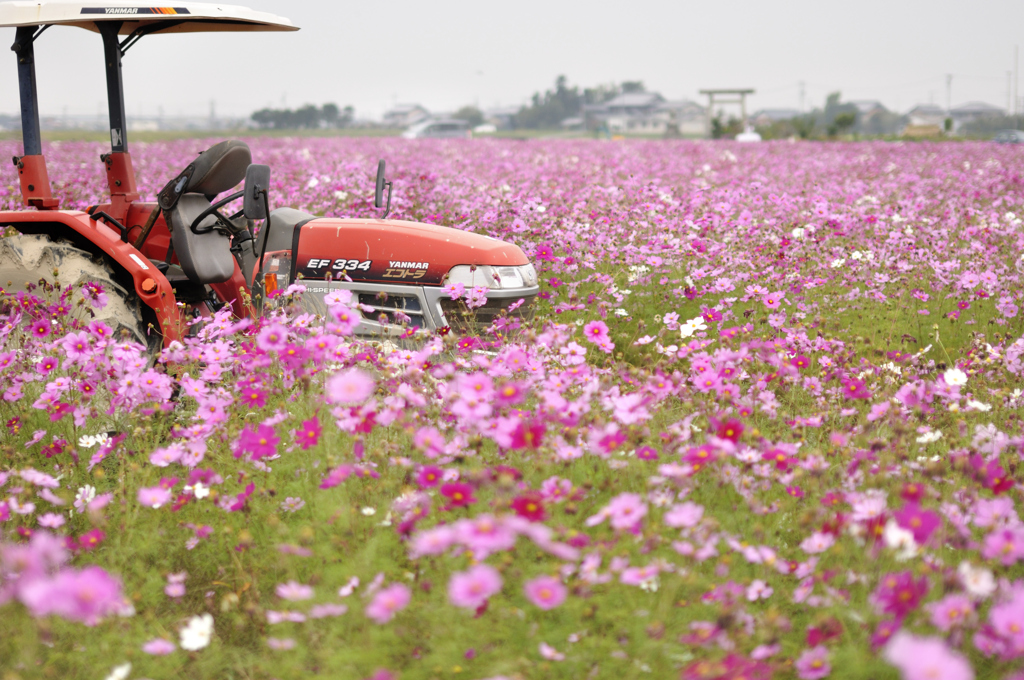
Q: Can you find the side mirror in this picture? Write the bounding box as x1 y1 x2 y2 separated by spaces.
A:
243 164 271 220
374 159 393 219
374 160 386 208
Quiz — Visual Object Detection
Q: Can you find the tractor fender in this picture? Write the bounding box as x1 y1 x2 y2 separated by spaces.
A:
0 209 183 346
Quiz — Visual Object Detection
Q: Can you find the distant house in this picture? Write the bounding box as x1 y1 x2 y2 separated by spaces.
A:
906 104 946 128
751 108 801 127
848 100 888 127
382 104 429 128
585 92 706 135
950 101 1004 125
655 100 707 136
559 116 585 131
902 104 946 136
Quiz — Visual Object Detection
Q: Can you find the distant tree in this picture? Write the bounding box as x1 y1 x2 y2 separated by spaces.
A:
834 111 856 135
791 115 817 139
249 103 353 129
711 114 742 139
321 103 340 126
513 75 584 129
620 80 645 94
452 106 484 127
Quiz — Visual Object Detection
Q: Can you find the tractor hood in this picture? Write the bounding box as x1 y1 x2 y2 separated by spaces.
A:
290 218 532 287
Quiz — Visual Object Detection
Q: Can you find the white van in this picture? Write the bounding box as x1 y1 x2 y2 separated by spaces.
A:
401 119 471 139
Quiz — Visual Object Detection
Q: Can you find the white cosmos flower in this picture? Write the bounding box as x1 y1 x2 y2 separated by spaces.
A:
180 613 214 651
73 485 96 513
883 519 918 560
78 433 110 449
831 258 846 268
104 662 131 680
791 227 805 238
680 316 707 338
957 561 995 599
915 430 942 444
966 400 992 412
184 482 209 499
943 367 968 386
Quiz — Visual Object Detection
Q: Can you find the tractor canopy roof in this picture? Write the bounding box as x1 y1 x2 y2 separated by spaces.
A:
0 2 297 33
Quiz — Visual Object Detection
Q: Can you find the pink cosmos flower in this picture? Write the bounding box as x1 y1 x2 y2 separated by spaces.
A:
275 580 314 601
256 323 289 352
267 637 296 650
37 513 65 529
746 579 773 602
795 646 831 680
137 486 172 509
448 564 503 610
413 427 446 457
605 492 648 530
663 501 703 528
539 642 565 660
523 575 567 610
19 565 125 626
409 524 457 558
326 368 375 405
309 603 348 619
981 527 1024 565
142 638 176 655
800 532 835 554
926 593 974 632
883 631 974 680
457 515 517 556
582 320 610 345
365 583 411 624
987 589 1024 653
762 292 784 309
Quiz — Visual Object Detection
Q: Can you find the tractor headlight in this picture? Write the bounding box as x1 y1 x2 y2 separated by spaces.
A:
446 263 537 290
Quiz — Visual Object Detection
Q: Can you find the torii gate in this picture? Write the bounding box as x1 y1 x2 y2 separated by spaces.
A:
699 88 755 138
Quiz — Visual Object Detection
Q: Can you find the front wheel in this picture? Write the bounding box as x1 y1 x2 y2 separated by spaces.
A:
0 233 151 348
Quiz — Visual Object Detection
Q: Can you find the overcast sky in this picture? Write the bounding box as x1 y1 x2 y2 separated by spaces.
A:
1 0 1023 121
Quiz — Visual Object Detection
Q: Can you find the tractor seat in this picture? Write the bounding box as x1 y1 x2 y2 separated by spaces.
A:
159 140 252 284
254 207 318 255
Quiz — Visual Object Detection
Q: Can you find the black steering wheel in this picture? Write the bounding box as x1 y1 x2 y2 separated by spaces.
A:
190 189 246 235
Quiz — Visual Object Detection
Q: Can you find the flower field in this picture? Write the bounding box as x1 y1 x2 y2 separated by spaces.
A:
1 137 1024 680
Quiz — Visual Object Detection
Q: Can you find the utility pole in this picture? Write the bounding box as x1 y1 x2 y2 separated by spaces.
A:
1010 71 1014 114
799 81 805 113
1015 45 1019 117
945 74 952 114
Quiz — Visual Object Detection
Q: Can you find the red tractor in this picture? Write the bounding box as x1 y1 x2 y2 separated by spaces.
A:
0 3 538 350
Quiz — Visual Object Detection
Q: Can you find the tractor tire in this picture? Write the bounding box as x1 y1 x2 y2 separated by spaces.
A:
0 233 150 348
